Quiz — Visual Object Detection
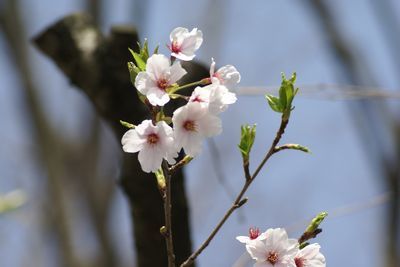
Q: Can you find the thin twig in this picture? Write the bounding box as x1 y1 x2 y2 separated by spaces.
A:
181 116 289 267
162 160 176 267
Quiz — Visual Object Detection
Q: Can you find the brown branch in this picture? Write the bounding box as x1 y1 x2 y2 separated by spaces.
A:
162 161 176 267
181 116 289 267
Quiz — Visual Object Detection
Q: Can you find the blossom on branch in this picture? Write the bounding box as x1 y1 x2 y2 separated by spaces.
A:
294 244 326 267
172 102 221 156
236 227 268 245
168 27 203 61
135 54 186 106
189 83 237 114
209 58 241 89
244 228 298 267
121 120 177 173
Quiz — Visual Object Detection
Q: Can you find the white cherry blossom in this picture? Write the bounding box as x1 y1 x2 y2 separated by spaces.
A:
169 27 203 61
172 102 221 156
236 227 268 245
294 244 326 267
246 228 299 267
209 58 241 89
121 120 178 173
189 83 236 114
135 54 186 106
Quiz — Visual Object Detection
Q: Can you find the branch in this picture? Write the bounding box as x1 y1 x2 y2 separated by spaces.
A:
181 116 289 266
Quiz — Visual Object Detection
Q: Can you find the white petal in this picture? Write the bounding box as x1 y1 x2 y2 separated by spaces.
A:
246 240 267 261
170 27 189 41
169 61 187 83
135 72 154 94
121 129 145 153
254 262 272 267
135 120 153 135
198 113 222 137
209 58 216 77
146 54 170 80
171 52 195 61
182 133 203 156
138 146 163 173
236 236 250 244
180 34 201 53
217 65 241 86
147 87 170 106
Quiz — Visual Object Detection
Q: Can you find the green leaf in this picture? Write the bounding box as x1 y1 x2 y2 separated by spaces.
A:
238 124 257 160
128 48 146 71
120 120 135 129
153 44 159 55
127 62 140 85
140 39 149 61
266 72 299 118
266 95 283 113
279 75 288 109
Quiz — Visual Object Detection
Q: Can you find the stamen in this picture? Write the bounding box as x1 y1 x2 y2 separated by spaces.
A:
267 251 279 264
183 120 196 132
147 133 159 144
170 41 181 53
157 78 169 90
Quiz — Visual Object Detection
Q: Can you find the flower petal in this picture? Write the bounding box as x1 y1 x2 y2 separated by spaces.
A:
121 129 145 153
169 61 187 84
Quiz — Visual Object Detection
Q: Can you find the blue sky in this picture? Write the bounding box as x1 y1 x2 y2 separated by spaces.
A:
1 0 399 266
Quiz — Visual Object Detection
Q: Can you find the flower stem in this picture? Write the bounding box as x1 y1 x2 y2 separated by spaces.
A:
180 116 289 267
162 160 176 267
169 79 209 94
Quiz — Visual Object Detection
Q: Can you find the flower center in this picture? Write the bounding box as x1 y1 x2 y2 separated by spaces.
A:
295 257 304 267
183 120 196 132
157 78 169 90
170 41 181 53
191 96 204 102
249 227 260 240
267 251 279 265
147 133 159 145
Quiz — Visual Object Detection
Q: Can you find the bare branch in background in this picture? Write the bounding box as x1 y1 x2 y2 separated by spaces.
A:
0 1 80 266
306 1 400 266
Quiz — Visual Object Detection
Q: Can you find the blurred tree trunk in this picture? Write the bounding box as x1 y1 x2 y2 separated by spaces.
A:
33 13 202 267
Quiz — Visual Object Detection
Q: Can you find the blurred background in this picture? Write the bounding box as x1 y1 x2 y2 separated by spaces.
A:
1 0 400 266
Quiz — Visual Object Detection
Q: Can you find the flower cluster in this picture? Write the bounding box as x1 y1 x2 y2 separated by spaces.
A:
237 228 326 267
122 27 240 172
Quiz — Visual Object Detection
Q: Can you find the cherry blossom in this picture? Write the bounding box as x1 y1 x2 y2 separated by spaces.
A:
168 27 203 61
246 228 298 267
236 227 268 245
172 102 221 156
189 83 236 114
209 58 241 89
121 120 178 173
294 244 326 267
135 54 186 106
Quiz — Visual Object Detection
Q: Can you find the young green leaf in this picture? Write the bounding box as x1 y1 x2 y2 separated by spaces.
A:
129 48 146 71
120 120 135 129
238 124 257 161
265 95 283 113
